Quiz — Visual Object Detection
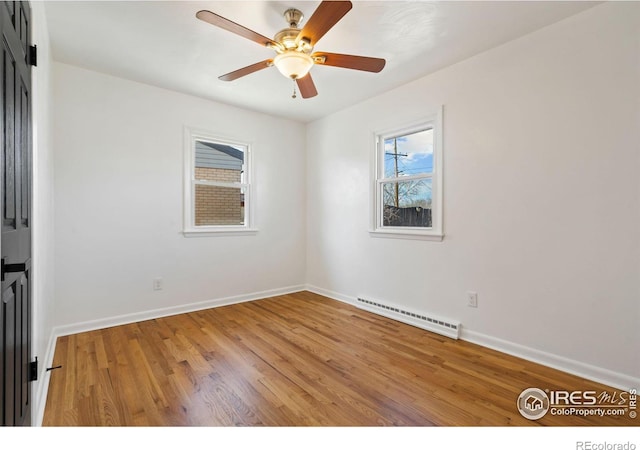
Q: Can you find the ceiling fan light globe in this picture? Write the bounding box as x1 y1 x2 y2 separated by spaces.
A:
274 51 313 80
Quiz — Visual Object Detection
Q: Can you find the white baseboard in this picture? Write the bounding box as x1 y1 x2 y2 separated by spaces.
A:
305 285 355 305
33 329 58 426
53 285 306 338
461 329 639 391
304 284 640 391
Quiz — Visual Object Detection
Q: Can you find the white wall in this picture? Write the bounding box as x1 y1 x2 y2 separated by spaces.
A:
53 63 307 328
31 1 56 425
306 2 640 385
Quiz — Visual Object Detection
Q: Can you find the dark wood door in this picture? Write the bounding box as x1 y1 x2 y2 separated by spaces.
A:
0 0 32 427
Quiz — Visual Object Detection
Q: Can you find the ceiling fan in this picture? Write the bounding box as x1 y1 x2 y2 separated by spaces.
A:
196 1 386 99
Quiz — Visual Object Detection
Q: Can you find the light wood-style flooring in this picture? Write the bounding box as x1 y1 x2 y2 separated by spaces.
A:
42 291 635 426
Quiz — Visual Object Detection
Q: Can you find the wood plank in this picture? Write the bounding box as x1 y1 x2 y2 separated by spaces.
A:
42 292 637 426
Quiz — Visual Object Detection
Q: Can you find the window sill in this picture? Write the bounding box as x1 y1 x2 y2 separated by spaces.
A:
369 229 443 241
183 228 258 237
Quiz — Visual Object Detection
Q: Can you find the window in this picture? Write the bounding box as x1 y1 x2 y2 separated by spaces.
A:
183 128 255 236
371 108 443 240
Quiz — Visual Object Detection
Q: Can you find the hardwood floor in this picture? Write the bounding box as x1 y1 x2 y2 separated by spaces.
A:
42 291 636 426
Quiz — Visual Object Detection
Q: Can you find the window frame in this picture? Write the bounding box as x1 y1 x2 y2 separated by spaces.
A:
183 127 257 237
370 107 444 241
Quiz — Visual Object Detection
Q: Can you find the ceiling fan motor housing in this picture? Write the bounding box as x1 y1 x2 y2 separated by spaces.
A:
274 9 311 52
274 28 301 50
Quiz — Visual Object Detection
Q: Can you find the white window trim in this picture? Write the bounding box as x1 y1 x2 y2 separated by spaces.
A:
183 126 257 237
369 107 444 241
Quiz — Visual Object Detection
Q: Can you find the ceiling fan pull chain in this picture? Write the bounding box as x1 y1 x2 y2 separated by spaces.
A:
292 79 297 99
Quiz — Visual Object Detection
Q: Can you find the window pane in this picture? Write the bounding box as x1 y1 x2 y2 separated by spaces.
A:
382 179 432 227
383 128 433 178
195 140 245 183
195 185 245 226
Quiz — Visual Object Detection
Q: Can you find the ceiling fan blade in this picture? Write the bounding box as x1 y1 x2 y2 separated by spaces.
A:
196 10 278 48
219 59 273 82
296 1 352 47
312 52 386 73
296 74 318 99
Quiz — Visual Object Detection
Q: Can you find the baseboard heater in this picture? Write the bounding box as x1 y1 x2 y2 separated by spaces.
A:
356 297 461 340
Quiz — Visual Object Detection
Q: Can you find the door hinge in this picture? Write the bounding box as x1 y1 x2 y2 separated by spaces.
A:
28 45 37 67
1 258 27 282
28 357 38 382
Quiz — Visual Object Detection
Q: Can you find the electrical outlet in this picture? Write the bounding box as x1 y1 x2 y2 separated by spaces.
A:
153 278 163 291
467 291 478 308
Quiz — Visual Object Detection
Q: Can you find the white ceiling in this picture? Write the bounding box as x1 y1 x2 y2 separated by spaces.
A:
44 1 599 123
